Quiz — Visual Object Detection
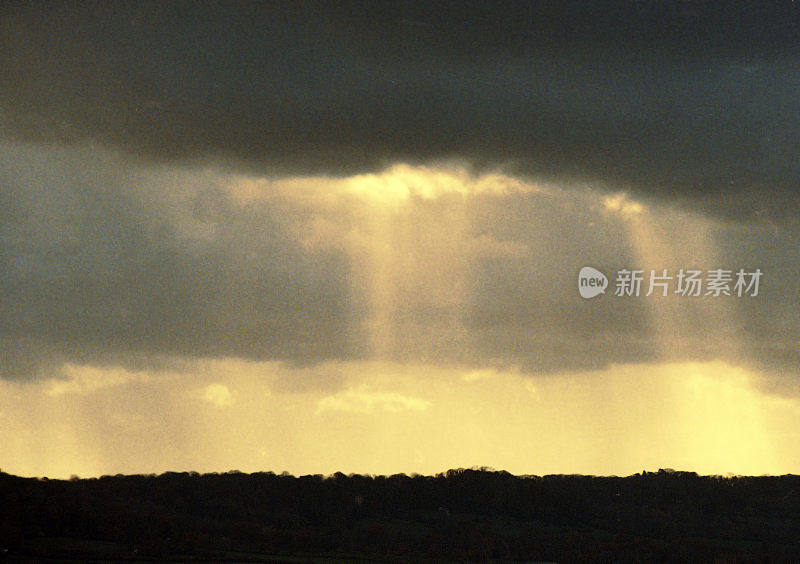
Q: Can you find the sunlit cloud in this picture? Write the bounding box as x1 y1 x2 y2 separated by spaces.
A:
201 383 234 408
225 163 544 209
602 192 645 216
315 387 432 415
342 164 543 206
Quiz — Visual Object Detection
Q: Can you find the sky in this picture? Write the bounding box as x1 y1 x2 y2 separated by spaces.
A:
1 1 800 478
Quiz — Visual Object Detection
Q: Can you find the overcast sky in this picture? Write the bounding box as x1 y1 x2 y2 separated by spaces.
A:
1 1 800 478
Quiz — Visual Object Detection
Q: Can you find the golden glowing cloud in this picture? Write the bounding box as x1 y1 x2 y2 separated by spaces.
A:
201 383 235 408
602 192 645 216
315 387 432 415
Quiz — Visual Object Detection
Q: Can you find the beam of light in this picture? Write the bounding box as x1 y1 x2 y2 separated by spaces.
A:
606 191 780 472
225 165 539 361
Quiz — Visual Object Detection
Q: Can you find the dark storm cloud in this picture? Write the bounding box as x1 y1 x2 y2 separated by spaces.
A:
2 1 800 383
0 143 360 378
1 1 799 219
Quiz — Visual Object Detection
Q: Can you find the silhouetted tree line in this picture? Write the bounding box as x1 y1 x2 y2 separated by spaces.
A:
2 467 800 561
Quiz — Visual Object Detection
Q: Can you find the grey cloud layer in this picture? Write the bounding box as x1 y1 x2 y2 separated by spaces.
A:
2 142 798 383
0 143 359 377
1 1 799 219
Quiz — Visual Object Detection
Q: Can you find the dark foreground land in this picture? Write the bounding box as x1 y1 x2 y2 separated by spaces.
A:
2 468 800 562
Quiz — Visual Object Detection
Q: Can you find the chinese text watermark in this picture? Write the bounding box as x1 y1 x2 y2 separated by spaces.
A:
579 267 762 299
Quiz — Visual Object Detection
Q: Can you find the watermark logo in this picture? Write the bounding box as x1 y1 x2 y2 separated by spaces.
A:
579 267 762 298
578 266 608 299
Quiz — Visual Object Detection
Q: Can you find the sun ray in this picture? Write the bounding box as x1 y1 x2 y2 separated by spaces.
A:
609 192 779 472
